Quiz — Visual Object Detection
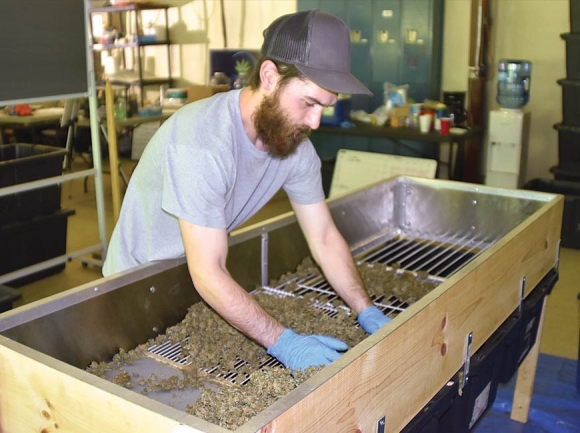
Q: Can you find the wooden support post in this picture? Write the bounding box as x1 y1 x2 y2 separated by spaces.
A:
105 80 122 224
510 296 548 422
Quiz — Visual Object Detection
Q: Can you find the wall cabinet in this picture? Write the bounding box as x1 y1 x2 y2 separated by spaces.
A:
89 3 173 106
298 0 444 163
298 0 444 113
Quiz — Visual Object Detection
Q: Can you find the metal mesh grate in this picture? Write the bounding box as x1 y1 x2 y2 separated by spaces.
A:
148 339 282 386
147 229 496 384
353 229 491 278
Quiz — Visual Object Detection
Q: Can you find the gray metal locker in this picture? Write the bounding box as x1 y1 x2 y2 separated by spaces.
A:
298 0 443 111
296 0 443 165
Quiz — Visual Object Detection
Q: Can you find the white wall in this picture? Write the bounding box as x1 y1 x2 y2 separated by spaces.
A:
164 0 296 86
443 0 569 182
164 0 569 182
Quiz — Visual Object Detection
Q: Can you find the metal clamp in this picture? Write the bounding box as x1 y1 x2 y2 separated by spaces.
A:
519 276 526 314
458 331 473 396
261 232 269 287
376 416 386 433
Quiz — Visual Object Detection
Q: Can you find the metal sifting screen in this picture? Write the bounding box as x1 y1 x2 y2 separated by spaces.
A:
147 229 500 385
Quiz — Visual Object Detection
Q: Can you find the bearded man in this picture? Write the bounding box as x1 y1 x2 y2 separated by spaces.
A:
103 10 390 371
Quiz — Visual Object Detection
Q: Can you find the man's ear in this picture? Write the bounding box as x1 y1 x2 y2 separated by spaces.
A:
259 60 280 92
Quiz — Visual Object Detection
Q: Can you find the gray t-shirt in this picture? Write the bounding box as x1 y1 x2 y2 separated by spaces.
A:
103 89 324 276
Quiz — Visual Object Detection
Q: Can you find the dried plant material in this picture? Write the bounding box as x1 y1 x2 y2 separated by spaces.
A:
358 262 439 304
186 366 321 430
86 257 440 430
111 370 133 389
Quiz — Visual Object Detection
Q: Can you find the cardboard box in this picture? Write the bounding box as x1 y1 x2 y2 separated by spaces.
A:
187 85 230 103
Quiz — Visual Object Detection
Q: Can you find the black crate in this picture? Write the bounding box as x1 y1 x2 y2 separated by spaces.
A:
404 269 558 433
493 313 523 384
0 284 21 313
498 270 558 383
0 143 66 226
572 0 580 33
0 208 75 287
550 165 580 183
438 330 505 432
525 178 580 248
558 79 580 126
553 123 580 172
401 375 458 433
562 33 580 80
462 343 502 430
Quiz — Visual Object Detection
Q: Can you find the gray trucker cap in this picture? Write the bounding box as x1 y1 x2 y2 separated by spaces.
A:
261 9 372 96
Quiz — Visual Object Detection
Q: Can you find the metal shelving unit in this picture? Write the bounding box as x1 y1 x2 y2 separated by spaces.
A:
89 3 172 106
0 0 108 286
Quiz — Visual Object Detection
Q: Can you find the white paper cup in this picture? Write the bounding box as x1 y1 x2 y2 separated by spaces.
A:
419 114 432 133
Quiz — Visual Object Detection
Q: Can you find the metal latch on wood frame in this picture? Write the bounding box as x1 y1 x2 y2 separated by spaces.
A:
376 416 386 433
261 232 268 287
458 332 473 396
519 276 526 314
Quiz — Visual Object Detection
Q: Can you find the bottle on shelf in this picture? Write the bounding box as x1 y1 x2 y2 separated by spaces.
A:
115 95 127 121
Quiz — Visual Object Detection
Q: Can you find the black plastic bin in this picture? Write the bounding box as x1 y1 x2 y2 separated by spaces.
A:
0 208 75 287
558 80 580 126
0 284 21 313
553 123 580 173
402 270 558 432
524 178 580 248
572 0 580 33
497 269 559 384
561 33 580 80
495 313 525 383
438 327 505 432
550 165 580 183
0 143 66 226
401 375 459 433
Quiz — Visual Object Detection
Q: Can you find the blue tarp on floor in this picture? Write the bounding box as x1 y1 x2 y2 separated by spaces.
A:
474 354 580 433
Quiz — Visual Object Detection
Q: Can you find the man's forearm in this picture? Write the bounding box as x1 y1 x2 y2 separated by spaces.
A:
180 221 285 348
192 269 285 348
313 229 373 314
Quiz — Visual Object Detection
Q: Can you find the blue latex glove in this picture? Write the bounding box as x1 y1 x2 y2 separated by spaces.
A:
267 328 348 371
358 305 391 334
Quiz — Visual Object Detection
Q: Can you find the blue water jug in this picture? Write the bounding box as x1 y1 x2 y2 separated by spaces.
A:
497 59 532 109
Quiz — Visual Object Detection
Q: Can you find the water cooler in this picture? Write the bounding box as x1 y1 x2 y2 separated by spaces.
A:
485 60 532 189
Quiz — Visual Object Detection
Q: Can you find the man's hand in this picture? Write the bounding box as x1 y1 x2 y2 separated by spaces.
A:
358 305 391 334
267 328 348 371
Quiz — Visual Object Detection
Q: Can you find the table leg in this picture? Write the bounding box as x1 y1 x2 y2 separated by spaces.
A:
453 140 465 181
448 141 457 180
510 295 548 422
105 81 122 224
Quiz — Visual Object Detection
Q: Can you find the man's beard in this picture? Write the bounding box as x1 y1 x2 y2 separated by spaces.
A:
253 89 312 158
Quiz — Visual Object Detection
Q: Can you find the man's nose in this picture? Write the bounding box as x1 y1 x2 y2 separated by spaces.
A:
304 106 323 130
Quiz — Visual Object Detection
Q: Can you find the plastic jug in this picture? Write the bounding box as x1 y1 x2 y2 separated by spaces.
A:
115 96 127 121
497 59 532 109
